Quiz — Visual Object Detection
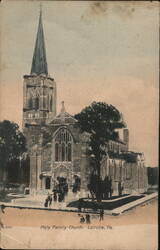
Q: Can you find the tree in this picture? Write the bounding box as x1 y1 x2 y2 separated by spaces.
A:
75 102 125 201
0 120 26 184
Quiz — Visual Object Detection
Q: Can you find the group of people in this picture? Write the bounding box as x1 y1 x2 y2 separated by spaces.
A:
44 189 65 208
44 178 69 208
79 209 104 224
79 214 91 224
55 177 69 202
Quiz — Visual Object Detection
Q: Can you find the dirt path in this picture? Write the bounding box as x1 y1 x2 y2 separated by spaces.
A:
0 199 157 227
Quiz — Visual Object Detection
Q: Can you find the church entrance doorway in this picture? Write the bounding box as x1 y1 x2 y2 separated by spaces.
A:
53 176 69 202
56 176 68 194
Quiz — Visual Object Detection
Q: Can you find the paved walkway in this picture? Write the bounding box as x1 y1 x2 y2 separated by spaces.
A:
111 192 158 215
0 192 157 215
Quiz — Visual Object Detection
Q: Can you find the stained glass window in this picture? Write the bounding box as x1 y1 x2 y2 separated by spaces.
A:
54 128 73 162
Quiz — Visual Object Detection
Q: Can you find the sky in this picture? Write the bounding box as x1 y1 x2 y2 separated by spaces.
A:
0 0 159 167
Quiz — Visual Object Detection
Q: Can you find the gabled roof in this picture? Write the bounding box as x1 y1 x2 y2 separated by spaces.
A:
50 102 77 125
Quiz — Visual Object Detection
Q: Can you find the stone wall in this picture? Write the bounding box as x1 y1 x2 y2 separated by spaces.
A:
100 156 148 195
28 124 91 193
23 74 56 127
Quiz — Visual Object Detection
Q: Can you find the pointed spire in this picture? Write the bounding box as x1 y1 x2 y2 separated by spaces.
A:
61 101 66 113
31 7 48 75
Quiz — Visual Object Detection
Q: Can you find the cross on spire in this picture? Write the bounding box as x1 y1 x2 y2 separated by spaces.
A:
31 7 48 75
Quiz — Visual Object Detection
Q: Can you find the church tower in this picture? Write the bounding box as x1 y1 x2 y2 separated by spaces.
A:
23 9 56 129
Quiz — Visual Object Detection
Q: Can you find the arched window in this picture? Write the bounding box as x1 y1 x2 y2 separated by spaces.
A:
45 177 51 189
54 128 73 162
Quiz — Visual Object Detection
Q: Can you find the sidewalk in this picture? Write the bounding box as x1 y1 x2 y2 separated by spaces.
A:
0 192 158 215
110 192 158 215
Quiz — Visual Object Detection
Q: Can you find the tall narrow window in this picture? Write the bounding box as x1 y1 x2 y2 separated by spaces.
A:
59 144 62 162
35 97 39 110
28 98 33 109
65 146 68 160
43 96 47 109
55 143 59 162
62 143 65 161
50 96 53 111
68 143 71 161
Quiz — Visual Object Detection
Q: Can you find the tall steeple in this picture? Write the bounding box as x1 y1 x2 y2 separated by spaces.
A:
31 7 48 75
23 8 57 130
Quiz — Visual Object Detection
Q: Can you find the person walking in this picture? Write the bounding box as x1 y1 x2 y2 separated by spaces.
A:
78 199 83 212
85 214 91 224
61 191 65 202
44 197 48 208
53 191 57 202
0 204 5 213
48 194 52 207
80 215 85 224
100 209 104 221
58 192 62 202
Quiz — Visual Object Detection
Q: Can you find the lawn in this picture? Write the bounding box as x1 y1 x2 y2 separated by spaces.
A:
67 195 145 210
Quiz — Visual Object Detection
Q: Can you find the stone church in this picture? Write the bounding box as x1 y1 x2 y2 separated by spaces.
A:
23 11 148 196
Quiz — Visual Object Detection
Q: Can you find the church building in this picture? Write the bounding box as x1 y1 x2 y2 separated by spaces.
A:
23 11 148 196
